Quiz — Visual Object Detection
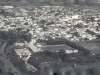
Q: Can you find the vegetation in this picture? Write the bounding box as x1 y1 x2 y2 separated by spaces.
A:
0 28 32 45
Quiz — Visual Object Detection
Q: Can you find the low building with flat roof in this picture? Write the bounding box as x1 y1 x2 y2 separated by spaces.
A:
15 48 31 59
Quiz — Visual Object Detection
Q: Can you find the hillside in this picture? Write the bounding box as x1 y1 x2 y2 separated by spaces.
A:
0 0 100 6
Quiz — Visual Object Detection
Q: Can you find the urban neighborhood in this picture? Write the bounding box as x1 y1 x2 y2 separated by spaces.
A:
0 0 100 75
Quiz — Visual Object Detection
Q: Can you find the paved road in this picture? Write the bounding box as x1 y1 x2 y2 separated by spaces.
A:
0 42 21 75
28 41 41 52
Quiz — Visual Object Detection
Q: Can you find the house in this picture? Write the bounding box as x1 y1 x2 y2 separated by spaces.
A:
15 42 25 47
36 42 46 47
15 41 27 48
65 49 78 54
4 6 14 9
71 15 79 20
15 48 31 59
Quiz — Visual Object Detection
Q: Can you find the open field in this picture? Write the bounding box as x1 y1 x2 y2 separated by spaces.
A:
77 39 100 54
40 44 74 52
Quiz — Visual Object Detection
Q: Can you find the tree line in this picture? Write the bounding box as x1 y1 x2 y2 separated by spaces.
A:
0 28 32 45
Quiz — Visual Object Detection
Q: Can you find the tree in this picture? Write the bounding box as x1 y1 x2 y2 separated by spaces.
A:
7 72 15 75
0 68 3 74
44 50 59 59
0 9 5 14
59 49 66 62
24 33 32 42
74 0 79 5
83 50 90 57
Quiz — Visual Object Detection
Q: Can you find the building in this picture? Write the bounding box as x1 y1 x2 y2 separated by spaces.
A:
15 48 31 59
15 43 25 47
15 41 28 48
65 49 78 54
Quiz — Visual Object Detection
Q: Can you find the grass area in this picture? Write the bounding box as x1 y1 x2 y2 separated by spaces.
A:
41 44 74 52
77 40 100 54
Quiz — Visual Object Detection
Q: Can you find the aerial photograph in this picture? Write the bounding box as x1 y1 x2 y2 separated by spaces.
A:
0 0 100 75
